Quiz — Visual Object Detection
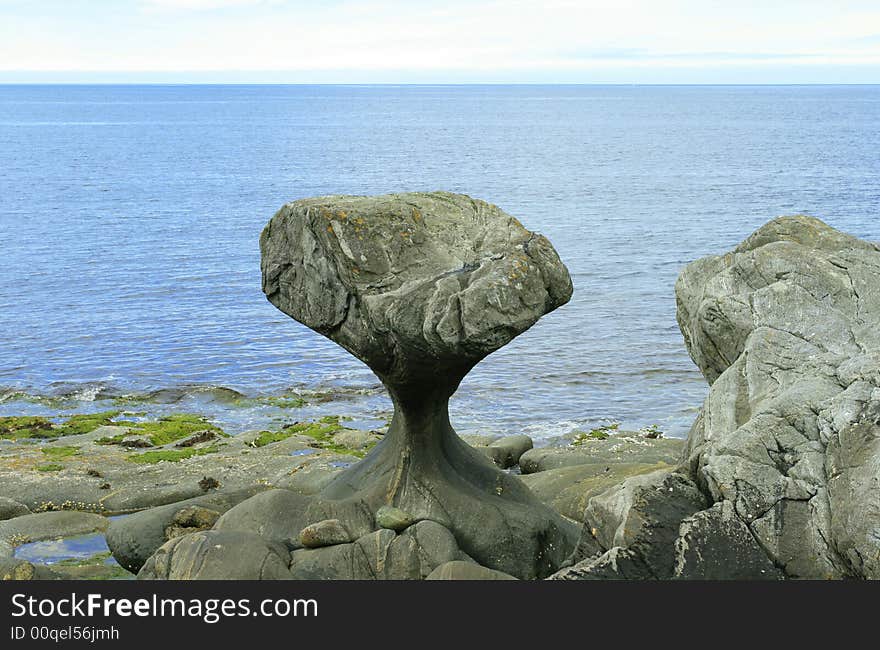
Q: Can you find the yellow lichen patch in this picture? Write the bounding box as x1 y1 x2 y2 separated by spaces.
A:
336 210 348 220
327 224 334 233
411 207 421 221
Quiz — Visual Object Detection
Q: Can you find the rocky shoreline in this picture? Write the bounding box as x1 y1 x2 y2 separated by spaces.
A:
3 197 879 580
0 407 677 579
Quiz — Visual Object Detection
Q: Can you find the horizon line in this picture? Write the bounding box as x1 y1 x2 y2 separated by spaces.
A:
1 81 879 86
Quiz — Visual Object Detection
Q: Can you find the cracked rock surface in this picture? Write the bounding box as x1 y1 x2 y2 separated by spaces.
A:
676 215 880 578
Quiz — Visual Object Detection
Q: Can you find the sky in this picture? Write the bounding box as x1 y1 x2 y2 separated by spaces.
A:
0 0 878 83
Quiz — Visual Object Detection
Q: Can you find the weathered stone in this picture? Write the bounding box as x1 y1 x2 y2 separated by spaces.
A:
299 519 353 548
676 215 880 578
487 435 534 468
673 501 783 580
375 505 415 532
580 470 707 577
0 497 30 521
426 561 518 580
261 192 577 578
139 531 292 580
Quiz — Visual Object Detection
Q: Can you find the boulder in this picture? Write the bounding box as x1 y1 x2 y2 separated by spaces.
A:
261 192 577 578
0 497 30 521
376 505 416 532
139 531 292 580
299 519 354 548
487 435 534 468
426 561 518 580
675 215 880 578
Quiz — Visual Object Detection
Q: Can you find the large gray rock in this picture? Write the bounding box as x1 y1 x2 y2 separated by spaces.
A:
261 192 577 578
138 531 292 580
676 215 880 578
577 469 707 577
106 487 262 573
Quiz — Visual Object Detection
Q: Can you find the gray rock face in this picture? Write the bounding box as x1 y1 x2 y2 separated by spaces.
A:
261 192 577 579
676 215 880 578
673 502 784 580
138 531 292 580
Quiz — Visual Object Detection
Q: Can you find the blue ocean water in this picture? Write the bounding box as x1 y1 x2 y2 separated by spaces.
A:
1 85 878 440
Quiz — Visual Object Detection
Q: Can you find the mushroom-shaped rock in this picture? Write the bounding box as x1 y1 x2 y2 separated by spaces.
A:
261 191 576 578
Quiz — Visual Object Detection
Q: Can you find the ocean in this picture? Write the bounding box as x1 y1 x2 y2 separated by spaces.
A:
1 84 878 440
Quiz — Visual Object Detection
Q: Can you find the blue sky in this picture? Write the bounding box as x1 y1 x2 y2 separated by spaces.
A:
1 0 879 83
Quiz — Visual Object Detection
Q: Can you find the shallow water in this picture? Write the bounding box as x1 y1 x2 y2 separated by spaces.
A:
12 532 113 565
1 85 878 439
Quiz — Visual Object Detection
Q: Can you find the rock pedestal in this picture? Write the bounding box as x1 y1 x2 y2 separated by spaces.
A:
260 191 577 578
